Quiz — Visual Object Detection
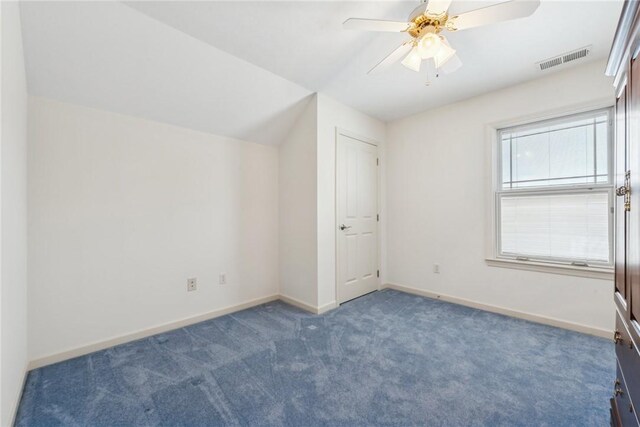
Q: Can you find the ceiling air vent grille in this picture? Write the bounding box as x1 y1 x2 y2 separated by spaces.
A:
537 46 592 71
539 57 562 71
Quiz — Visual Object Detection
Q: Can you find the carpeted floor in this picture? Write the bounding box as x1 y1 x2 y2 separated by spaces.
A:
16 289 614 426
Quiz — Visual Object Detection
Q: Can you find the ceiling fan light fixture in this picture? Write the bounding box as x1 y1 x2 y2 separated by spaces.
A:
433 37 456 68
417 32 442 59
344 0 542 78
441 54 462 74
401 46 422 72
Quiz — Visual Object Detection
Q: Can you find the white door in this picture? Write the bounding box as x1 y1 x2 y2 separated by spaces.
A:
336 131 379 304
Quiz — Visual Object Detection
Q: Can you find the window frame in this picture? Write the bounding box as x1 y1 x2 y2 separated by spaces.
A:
486 103 615 279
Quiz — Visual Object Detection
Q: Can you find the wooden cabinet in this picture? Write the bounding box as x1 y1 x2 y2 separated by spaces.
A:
608 2 640 425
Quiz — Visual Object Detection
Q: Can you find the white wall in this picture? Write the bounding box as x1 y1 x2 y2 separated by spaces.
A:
386 60 616 333
279 95 318 307
28 97 279 360
278 93 385 310
1 2 29 425
316 94 386 308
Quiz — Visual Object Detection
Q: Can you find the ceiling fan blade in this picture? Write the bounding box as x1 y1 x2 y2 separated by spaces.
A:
408 0 453 20
409 2 429 20
368 42 413 74
425 0 453 16
448 0 540 31
343 18 410 32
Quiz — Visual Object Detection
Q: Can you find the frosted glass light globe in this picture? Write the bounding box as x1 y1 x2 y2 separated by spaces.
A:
433 40 456 68
418 33 442 59
401 46 422 72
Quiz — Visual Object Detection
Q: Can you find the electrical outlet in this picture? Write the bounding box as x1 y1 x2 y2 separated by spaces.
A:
187 278 197 292
433 264 440 274
219 273 227 285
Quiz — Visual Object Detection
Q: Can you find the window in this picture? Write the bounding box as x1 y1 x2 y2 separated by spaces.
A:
495 108 613 268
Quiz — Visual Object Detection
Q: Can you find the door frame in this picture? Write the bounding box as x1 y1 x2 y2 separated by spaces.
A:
335 127 381 305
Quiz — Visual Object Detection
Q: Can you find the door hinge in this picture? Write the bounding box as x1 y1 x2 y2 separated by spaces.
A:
376 158 379 166
377 214 379 222
377 270 380 278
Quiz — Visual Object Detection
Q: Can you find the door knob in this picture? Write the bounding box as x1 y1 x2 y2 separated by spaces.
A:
617 171 631 212
339 224 352 231
617 186 629 197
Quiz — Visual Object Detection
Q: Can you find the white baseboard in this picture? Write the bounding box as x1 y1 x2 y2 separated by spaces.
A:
317 301 338 314
29 294 280 370
383 282 612 339
278 294 317 313
278 294 337 315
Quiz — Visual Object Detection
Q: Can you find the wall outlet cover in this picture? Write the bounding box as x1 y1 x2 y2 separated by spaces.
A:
187 278 197 291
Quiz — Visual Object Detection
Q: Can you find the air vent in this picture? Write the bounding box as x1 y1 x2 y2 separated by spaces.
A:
539 57 562 71
537 46 591 71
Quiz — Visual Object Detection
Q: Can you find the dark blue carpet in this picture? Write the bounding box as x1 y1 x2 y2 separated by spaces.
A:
15 289 614 426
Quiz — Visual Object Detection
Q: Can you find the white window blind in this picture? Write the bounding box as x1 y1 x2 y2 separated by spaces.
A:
496 108 613 267
500 192 610 262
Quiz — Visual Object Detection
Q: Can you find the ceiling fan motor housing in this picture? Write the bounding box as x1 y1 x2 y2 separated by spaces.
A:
407 3 453 39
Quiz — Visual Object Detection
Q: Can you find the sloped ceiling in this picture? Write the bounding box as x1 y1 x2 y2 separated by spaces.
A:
20 1 312 146
20 1 623 145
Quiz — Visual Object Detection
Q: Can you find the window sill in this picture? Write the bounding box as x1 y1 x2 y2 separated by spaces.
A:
485 258 614 280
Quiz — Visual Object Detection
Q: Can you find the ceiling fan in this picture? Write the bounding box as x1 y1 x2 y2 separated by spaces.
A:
344 0 540 75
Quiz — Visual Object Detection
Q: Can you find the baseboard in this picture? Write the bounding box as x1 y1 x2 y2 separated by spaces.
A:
317 301 338 314
383 283 612 339
9 362 29 427
278 294 337 315
28 294 280 370
278 294 317 313
280 294 318 314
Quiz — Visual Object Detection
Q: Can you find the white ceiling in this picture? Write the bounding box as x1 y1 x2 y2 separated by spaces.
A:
322 0 623 120
20 1 623 145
